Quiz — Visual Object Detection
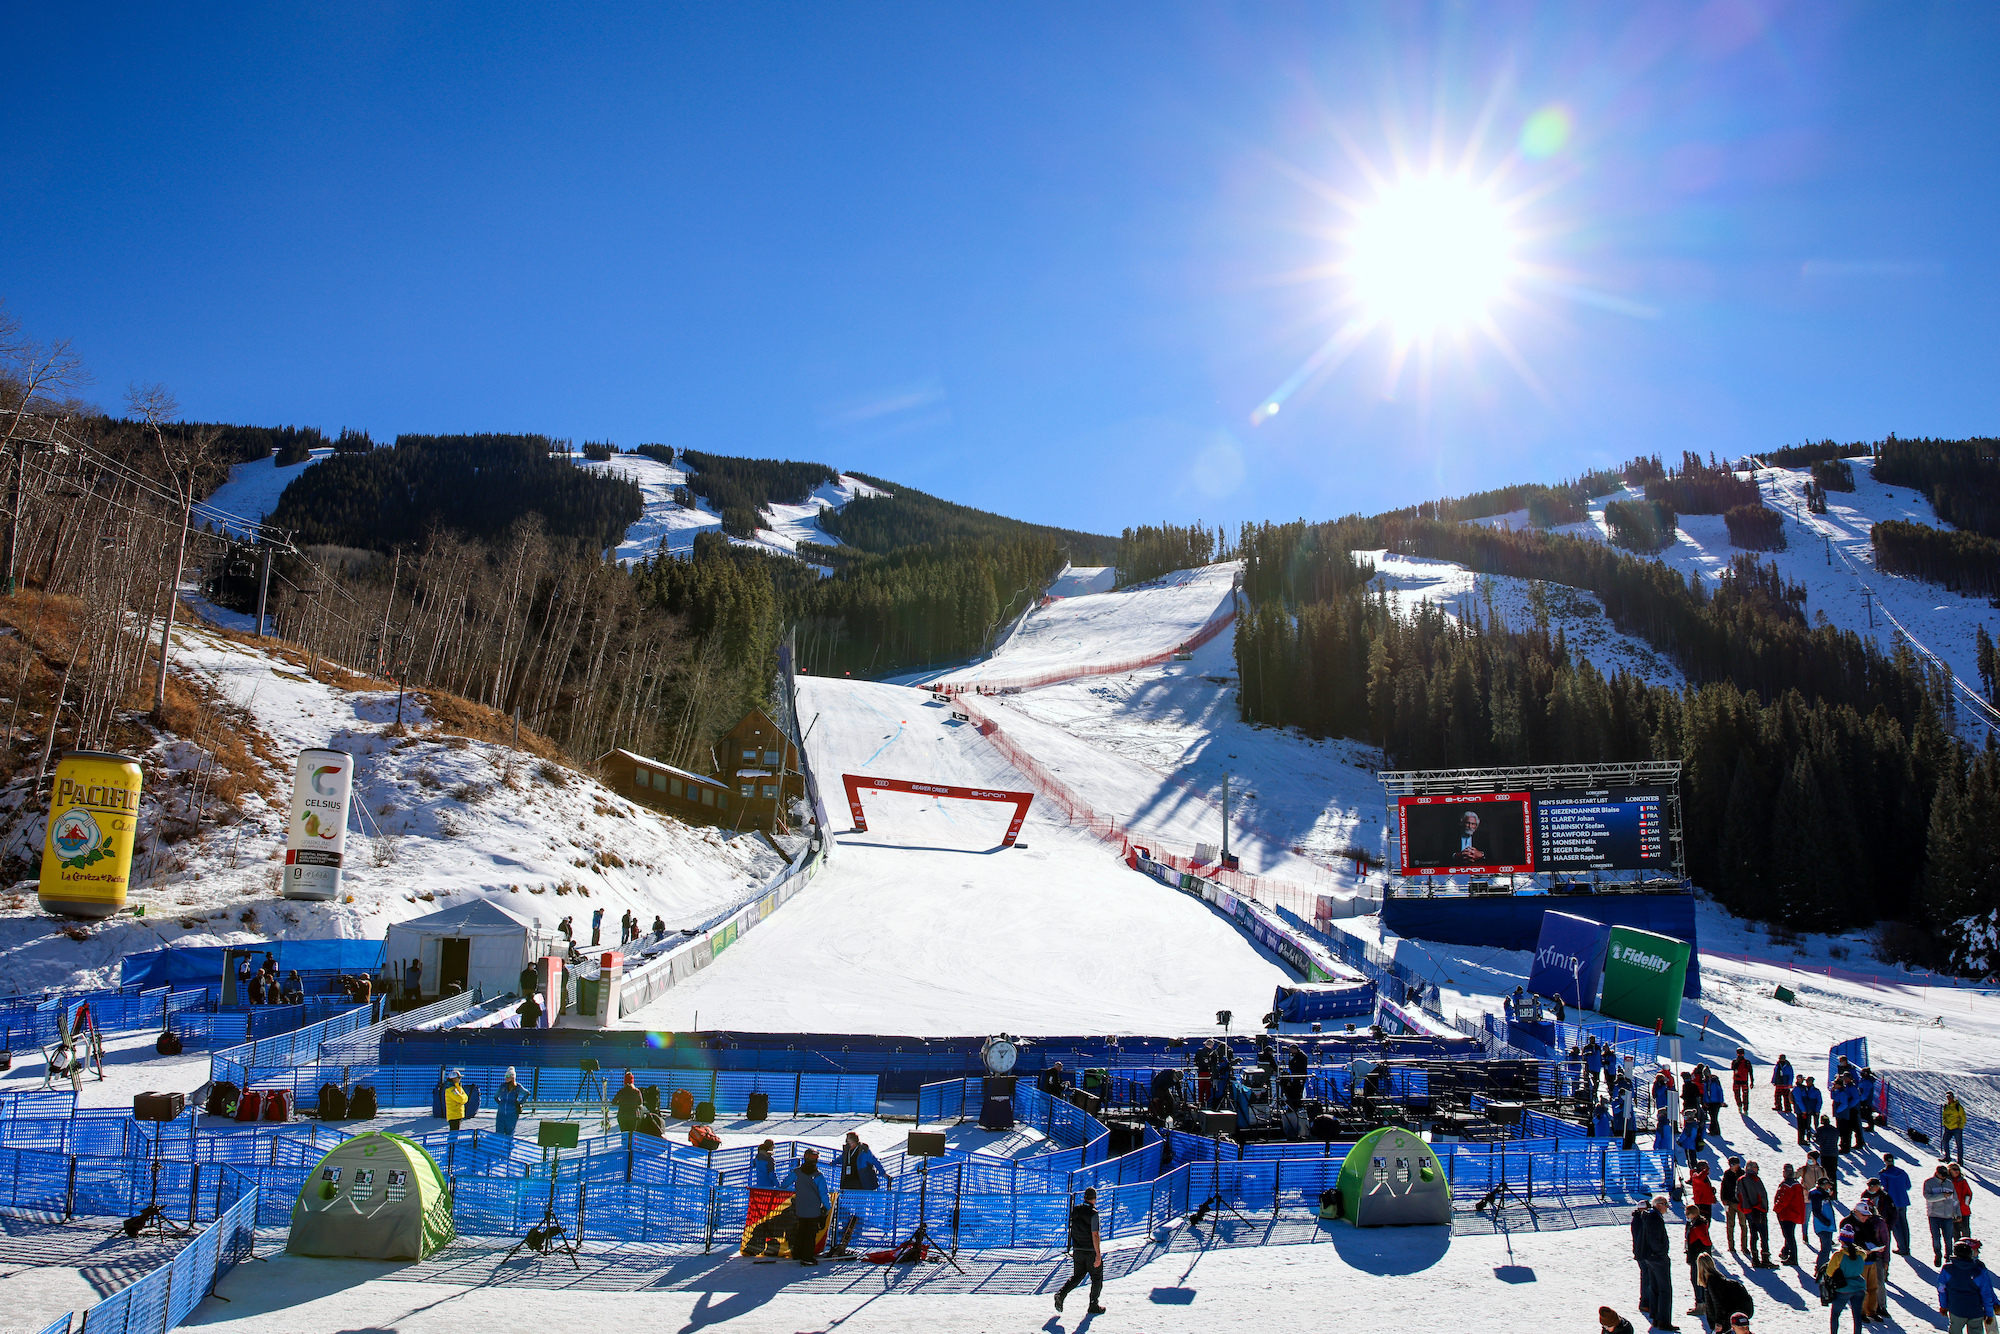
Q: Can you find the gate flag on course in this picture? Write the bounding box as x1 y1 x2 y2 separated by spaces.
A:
841 773 1035 847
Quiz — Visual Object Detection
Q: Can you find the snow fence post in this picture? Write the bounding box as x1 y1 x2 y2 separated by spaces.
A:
793 1071 802 1118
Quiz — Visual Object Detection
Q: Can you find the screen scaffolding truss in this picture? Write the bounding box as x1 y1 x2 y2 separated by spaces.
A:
1377 761 1685 890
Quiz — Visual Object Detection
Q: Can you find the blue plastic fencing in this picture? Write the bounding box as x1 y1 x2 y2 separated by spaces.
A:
1828 1037 1869 1087
208 1001 376 1087
45 1163 257 1334
0 986 218 1053
35 1312 71 1334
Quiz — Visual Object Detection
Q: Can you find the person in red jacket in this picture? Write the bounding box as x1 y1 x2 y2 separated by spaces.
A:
1690 1161 1719 1214
1773 1163 1807 1265
1730 1048 1755 1116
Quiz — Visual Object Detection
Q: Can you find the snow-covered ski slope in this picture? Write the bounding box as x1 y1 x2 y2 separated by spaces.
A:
934 562 1239 689
0 623 785 993
578 453 886 566
201 448 335 538
1474 461 1998 727
201 447 885 570
624 674 1290 1035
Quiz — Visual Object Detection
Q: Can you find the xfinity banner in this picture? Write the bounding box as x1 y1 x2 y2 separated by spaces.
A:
1527 911 1612 1010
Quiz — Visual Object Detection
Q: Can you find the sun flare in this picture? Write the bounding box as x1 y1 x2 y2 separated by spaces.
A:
1346 175 1516 339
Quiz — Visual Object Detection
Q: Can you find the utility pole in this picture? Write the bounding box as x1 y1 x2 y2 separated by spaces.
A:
1864 590 1874 631
1220 773 1231 869
255 546 274 637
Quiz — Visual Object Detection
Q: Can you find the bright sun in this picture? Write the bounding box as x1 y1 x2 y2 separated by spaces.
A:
1346 175 1516 338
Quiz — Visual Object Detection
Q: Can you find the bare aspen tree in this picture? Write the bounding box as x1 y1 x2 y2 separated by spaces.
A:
0 303 91 593
127 384 219 715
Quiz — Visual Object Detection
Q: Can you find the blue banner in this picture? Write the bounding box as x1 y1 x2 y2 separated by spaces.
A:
1528 911 1612 1010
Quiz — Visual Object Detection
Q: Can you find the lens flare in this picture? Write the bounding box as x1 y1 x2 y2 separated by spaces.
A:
1345 176 1516 338
1520 105 1572 159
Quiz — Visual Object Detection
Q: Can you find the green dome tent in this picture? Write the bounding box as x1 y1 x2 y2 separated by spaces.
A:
1330 1126 1452 1227
287 1131 456 1260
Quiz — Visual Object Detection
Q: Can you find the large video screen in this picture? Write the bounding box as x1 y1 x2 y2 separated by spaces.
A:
1533 787 1669 872
1397 793 1534 875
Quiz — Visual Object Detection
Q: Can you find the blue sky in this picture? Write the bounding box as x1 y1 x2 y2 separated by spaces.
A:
5 3 1996 536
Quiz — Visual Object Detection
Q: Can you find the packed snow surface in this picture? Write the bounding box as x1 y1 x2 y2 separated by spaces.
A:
200 449 335 538
934 562 1238 689
1474 461 1998 727
624 674 1291 1034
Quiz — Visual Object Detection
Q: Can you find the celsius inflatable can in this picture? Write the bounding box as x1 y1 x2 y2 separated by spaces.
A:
39 751 144 919
284 748 354 900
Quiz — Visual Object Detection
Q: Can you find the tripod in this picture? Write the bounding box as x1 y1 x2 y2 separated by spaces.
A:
899 1158 966 1274
121 1149 193 1240
1190 1132 1249 1227
1473 1174 1534 1216
504 1148 580 1269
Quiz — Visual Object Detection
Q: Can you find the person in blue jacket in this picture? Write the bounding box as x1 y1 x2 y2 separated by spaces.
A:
1857 1069 1879 1132
840 1131 892 1192
1585 1041 1604 1096
1809 1179 1841 1268
1938 1238 1999 1333
1704 1069 1726 1136
493 1067 523 1137
1771 1055 1795 1114
1594 1099 1613 1139
1879 1152 1914 1257
1793 1076 1824 1146
1678 1110 1706 1169
753 1139 780 1190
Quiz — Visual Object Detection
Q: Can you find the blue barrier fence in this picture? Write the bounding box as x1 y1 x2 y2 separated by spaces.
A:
209 1001 377 1087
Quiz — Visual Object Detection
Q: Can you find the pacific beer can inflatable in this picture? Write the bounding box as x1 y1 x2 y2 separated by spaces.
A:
284 748 354 900
39 751 144 919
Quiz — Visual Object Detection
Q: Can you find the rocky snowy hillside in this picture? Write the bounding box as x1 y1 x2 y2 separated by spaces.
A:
0 620 787 993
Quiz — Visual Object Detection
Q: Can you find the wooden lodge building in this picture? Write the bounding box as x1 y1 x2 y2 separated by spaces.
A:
598 708 803 833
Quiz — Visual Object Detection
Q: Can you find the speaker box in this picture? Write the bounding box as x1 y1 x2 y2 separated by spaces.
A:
133 1091 185 1122
1484 1101 1525 1126
982 1076 1017 1098
907 1130 949 1157
538 1120 581 1149
1067 1088 1101 1116
1198 1109 1237 1136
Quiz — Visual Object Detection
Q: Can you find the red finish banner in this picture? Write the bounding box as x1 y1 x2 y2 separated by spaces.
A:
842 773 1035 847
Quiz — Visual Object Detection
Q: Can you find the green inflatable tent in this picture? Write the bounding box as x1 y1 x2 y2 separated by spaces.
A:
1330 1126 1452 1227
287 1130 456 1260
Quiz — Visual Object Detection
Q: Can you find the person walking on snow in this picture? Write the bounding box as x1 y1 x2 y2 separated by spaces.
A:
1950 1162 1974 1240
1942 1092 1968 1165
1631 1194 1679 1331
1719 1158 1745 1254
1809 1177 1840 1269
1704 1069 1726 1136
591 906 604 946
1878 1153 1913 1257
1927 1162 1961 1265
1730 1049 1754 1117
1938 1238 1999 1334
1774 1164 1806 1266
1054 1186 1106 1315
1794 1076 1824 1147
1771 1054 1795 1115
1738 1161 1773 1267
1816 1119 1842 1188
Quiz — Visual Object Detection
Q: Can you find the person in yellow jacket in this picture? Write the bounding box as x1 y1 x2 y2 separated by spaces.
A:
444 1075 469 1131
1942 1093 1967 1165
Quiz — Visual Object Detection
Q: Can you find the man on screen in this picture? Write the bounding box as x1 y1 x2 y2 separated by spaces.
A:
1453 809 1490 863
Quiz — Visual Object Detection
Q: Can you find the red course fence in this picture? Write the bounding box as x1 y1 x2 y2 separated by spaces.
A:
921 605 1238 696
950 692 1350 923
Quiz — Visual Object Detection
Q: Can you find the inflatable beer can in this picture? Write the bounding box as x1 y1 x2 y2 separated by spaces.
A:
284 748 354 900
39 751 144 919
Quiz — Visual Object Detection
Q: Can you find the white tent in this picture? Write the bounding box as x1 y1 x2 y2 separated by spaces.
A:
383 900 550 999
